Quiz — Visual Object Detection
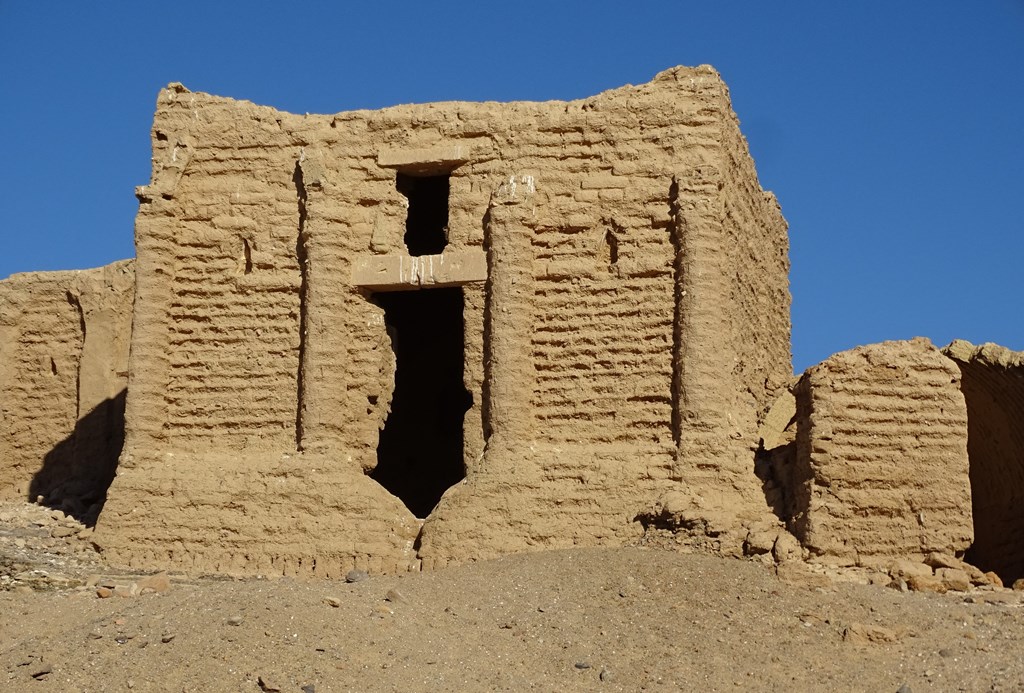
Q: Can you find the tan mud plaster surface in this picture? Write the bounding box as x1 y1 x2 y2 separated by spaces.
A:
93 65 792 576
789 338 972 565
0 261 134 523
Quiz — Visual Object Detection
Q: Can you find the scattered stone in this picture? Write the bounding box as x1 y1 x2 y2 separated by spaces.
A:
907 574 947 594
161 634 175 644
775 562 832 589
301 685 316 693
574 662 592 670
843 623 901 644
967 592 1020 606
772 531 803 563
257 675 282 692
115 635 130 645
936 568 971 592
938 648 953 658
325 596 342 608
889 559 933 580
896 684 912 693
113 583 138 598
984 571 1004 588
866 571 891 586
30 663 52 679
599 668 611 682
744 528 777 556
385 587 406 603
345 569 369 583
924 552 961 570
226 616 244 626
1012 578 1024 591
136 573 171 594
96 586 113 599
88 631 103 640
959 563 988 585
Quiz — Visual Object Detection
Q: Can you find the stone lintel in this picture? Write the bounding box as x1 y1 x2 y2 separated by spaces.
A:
351 250 486 291
377 146 470 174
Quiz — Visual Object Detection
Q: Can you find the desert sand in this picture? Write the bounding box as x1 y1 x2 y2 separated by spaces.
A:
3 500 1023 692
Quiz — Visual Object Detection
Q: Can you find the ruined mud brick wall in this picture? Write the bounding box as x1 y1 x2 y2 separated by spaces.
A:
94 66 791 576
944 340 1024 584
0 261 134 521
789 338 972 564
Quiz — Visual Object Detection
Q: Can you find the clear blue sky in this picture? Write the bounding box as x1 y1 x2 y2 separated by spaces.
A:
1 1 1021 371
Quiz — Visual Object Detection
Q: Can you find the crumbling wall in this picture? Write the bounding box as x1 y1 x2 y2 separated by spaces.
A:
410 68 792 566
96 88 420 576
789 338 972 564
663 74 792 547
944 340 1024 584
718 104 791 416
95 66 791 576
0 261 133 522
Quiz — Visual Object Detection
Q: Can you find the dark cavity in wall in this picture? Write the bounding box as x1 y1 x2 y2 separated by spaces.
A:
398 173 450 256
955 359 1024 585
293 161 309 451
668 178 683 446
372 287 471 518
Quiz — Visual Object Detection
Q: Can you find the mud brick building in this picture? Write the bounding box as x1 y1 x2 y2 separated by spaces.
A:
5 66 1024 584
85 66 791 575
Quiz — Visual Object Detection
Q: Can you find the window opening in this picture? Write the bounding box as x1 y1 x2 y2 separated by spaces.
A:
398 172 450 256
372 287 471 518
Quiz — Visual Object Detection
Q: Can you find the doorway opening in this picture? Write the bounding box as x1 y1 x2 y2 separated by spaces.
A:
372 286 471 518
398 172 449 256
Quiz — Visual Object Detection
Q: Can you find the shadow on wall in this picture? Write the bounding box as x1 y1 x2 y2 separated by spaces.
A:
28 389 127 527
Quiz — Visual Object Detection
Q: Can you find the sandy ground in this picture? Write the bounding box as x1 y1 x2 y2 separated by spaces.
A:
2 501 1024 693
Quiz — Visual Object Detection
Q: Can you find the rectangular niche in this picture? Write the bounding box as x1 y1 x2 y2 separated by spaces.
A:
398 173 449 256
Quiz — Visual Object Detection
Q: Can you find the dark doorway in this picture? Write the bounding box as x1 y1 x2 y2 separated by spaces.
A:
398 173 449 256
372 287 471 518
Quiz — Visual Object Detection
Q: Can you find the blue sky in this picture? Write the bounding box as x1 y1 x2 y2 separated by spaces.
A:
1 1 1021 371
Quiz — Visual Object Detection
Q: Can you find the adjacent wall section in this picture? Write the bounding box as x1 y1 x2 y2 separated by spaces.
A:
944 340 1024 584
0 261 134 522
790 338 972 563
